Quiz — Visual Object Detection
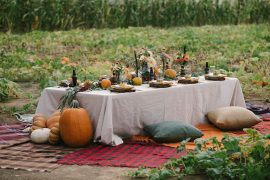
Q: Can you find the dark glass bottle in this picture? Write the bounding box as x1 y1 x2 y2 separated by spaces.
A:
149 67 154 81
165 62 170 70
205 62 209 74
141 62 150 82
72 69 77 87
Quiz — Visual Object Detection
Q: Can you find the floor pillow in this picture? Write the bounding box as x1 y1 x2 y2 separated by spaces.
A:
207 106 262 130
144 121 203 143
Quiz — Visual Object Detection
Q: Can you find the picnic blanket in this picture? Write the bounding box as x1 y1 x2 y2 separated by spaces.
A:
130 114 270 150
57 142 185 168
0 123 30 149
0 123 184 170
0 123 76 172
1 104 269 171
260 113 270 121
130 124 239 150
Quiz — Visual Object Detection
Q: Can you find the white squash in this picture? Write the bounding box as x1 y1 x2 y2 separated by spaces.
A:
30 128 50 144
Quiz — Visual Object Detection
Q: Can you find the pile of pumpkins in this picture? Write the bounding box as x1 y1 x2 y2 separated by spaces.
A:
30 106 94 148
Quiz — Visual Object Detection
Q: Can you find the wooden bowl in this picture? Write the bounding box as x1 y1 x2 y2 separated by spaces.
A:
178 77 199 84
110 85 135 93
149 81 172 88
205 75 226 81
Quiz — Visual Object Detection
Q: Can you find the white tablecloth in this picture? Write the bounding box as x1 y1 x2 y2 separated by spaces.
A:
36 77 246 146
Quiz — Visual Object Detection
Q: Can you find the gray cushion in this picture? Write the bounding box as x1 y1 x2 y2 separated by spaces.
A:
144 121 203 143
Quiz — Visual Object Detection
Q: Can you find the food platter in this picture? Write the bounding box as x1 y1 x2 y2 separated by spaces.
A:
178 77 199 84
149 81 172 88
110 84 135 93
205 74 226 81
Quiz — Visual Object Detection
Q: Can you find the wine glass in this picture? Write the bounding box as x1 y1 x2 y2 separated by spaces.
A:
209 66 215 75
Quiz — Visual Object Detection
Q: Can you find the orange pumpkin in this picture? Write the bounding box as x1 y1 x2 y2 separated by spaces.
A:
132 77 142 86
165 69 177 79
46 110 61 129
60 100 93 147
100 79 111 89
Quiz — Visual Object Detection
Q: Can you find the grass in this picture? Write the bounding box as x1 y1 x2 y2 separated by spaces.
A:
0 24 269 112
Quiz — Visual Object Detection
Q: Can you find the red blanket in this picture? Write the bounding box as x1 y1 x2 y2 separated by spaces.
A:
58 143 185 168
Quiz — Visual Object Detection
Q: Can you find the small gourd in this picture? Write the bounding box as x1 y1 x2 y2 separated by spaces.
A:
30 114 47 133
132 77 142 86
165 69 177 79
46 110 61 129
31 128 50 144
100 79 111 89
48 123 61 145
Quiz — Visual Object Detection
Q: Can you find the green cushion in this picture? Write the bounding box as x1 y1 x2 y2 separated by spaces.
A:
144 121 203 143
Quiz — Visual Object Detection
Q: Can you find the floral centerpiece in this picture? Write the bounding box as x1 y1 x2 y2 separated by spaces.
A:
110 61 124 84
137 49 158 82
138 50 157 68
175 46 189 77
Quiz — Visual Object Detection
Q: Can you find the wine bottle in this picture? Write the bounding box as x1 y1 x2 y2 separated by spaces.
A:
165 62 170 70
72 69 77 87
205 62 209 74
149 67 154 81
142 62 149 82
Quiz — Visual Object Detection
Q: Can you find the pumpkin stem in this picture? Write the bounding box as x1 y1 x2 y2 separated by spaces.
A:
70 100 80 108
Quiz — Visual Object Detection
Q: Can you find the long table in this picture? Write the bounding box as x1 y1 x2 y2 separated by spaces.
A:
36 77 246 146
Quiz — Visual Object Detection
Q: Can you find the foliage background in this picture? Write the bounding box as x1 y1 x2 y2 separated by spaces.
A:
0 0 269 113
0 25 269 102
0 0 270 33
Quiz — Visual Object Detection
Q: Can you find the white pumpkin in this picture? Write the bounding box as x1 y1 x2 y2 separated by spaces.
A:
30 128 50 144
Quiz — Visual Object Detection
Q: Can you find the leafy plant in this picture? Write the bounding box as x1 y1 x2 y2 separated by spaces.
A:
0 102 36 114
58 86 80 112
132 129 270 179
0 78 20 102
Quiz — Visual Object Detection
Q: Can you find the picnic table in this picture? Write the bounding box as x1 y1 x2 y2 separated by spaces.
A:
36 77 246 146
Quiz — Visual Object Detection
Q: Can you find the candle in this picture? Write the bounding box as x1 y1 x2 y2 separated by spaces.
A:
134 51 139 77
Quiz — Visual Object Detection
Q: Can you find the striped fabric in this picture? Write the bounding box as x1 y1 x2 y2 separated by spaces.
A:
0 123 29 149
0 123 76 172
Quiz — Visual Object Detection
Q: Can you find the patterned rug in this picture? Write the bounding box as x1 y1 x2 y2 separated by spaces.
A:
1 107 269 171
0 123 30 149
232 120 270 135
130 114 270 150
0 123 76 172
0 123 183 170
57 142 185 168
260 113 270 121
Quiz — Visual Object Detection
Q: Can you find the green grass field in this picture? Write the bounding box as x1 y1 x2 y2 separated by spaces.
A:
0 24 269 114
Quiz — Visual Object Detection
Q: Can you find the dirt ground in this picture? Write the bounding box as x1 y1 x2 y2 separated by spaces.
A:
0 166 208 180
0 166 133 180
